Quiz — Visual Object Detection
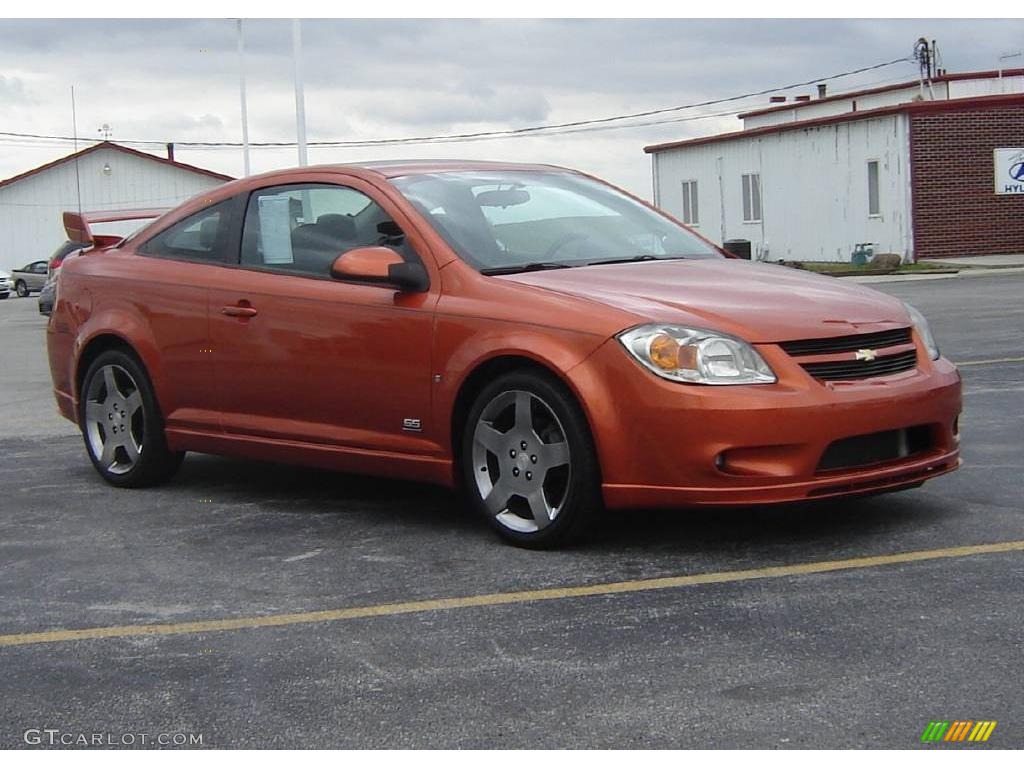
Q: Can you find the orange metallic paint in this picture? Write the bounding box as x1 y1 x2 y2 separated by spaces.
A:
48 161 961 509
330 246 405 281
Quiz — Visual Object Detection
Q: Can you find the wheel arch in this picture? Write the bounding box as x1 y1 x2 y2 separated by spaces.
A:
449 353 600 486
75 333 142 400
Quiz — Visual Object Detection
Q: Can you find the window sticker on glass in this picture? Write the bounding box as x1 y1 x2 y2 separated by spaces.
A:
258 195 294 265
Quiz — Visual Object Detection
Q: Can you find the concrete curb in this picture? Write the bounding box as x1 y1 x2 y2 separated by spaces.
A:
848 267 1024 284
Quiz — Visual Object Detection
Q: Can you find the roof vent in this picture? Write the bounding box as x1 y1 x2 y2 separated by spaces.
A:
769 96 787 103
817 83 828 99
795 95 811 102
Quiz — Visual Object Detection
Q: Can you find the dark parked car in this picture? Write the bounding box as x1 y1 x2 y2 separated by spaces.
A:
47 240 89 281
38 278 56 316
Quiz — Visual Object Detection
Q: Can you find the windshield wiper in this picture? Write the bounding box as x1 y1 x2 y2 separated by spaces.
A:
479 262 575 276
585 254 686 266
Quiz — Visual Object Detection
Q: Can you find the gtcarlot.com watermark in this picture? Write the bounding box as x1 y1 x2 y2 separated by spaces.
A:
24 728 203 747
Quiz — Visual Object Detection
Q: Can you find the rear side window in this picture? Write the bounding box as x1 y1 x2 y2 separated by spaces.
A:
139 199 236 262
239 183 411 277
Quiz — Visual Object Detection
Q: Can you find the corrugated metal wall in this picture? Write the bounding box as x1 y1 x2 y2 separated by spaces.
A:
652 114 914 262
0 147 225 271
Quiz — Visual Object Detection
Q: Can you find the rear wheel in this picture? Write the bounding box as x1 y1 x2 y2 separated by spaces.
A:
79 350 184 487
462 370 601 548
15 280 28 297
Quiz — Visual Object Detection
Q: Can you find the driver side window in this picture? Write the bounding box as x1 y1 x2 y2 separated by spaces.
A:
240 183 412 278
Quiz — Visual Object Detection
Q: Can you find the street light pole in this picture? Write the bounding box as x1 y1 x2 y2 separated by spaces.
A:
237 19 251 176
292 18 308 167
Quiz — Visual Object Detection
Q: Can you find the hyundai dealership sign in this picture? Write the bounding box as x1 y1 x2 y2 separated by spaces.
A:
995 148 1024 195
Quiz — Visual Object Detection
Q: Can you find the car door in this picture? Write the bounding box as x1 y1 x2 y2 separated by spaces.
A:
28 261 48 290
207 178 441 465
130 197 243 435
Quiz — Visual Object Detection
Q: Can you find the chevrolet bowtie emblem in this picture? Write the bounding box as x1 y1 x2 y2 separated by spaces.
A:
855 348 878 361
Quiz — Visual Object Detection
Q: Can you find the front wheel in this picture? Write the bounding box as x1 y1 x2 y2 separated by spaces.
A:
15 280 28 297
79 350 184 487
461 370 601 548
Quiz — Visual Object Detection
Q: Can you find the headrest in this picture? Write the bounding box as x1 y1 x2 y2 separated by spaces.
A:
316 214 356 239
199 218 219 248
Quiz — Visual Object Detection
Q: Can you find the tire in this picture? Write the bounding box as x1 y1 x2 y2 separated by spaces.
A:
15 280 28 298
79 349 184 488
461 369 601 548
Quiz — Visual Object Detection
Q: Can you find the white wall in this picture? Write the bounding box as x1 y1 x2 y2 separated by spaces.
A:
0 147 226 271
652 113 913 263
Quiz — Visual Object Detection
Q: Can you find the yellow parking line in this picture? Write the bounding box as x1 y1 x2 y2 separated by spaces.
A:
954 357 1024 366
1 540 1022 649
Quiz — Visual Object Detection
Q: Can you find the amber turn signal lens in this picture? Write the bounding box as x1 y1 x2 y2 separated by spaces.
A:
649 334 680 370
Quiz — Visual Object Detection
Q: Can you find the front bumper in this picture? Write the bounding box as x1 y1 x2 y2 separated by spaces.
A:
568 337 962 509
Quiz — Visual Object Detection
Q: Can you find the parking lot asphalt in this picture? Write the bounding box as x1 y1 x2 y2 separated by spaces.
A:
1 275 1022 749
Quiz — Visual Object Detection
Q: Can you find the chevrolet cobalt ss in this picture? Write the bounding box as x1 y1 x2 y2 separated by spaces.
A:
47 161 961 547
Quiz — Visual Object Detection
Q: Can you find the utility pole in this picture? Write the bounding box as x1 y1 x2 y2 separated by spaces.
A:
237 19 251 176
292 18 308 167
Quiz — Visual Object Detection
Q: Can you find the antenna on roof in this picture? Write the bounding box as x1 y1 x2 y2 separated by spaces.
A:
70 86 83 222
913 38 936 100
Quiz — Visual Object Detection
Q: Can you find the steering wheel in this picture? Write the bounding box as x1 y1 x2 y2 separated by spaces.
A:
542 233 591 261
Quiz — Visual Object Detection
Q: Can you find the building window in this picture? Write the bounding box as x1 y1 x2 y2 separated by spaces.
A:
680 180 699 225
867 160 881 217
741 173 762 223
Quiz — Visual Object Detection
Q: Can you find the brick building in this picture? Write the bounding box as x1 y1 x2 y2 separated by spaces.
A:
644 70 1024 262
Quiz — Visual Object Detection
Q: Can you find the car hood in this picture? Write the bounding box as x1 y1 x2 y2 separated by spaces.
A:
499 259 912 343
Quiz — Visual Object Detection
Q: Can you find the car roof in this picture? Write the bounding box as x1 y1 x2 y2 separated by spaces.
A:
241 159 576 183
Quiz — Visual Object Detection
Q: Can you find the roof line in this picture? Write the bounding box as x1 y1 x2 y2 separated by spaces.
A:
0 141 233 191
645 92 1024 154
736 67 1024 119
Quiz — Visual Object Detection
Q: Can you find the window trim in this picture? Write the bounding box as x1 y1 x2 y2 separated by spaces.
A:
741 172 762 224
867 159 882 218
680 179 699 226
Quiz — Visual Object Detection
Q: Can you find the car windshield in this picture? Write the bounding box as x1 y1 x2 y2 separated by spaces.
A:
391 170 720 273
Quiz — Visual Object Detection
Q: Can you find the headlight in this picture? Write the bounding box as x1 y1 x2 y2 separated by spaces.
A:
904 303 940 360
618 324 776 385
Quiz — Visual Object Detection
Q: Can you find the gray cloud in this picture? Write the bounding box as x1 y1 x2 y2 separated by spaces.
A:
0 18 1020 197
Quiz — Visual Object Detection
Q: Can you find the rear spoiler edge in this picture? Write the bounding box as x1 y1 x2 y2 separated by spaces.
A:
62 208 170 246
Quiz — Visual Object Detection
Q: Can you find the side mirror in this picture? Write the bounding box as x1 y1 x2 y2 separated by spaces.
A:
330 246 429 293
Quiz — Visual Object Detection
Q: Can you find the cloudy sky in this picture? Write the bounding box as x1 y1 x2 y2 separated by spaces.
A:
0 18 1020 197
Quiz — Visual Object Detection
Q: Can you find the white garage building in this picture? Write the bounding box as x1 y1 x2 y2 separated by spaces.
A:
645 69 1024 262
0 141 232 271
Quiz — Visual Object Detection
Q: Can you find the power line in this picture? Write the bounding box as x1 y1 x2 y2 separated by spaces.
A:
0 56 913 151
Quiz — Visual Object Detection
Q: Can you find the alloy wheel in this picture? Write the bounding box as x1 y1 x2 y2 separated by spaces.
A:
471 389 572 533
83 364 145 475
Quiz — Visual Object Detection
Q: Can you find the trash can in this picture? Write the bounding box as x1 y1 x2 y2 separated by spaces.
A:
723 239 752 260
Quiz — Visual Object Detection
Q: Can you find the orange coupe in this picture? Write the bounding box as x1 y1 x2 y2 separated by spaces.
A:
47 161 961 547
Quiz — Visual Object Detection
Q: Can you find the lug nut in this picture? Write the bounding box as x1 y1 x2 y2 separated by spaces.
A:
530 455 537 463
512 467 520 477
509 449 517 458
525 471 533 481
520 440 528 449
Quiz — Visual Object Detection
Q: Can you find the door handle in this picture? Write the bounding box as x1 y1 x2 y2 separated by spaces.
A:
221 305 257 318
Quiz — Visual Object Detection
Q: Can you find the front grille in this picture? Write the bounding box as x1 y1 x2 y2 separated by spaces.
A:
780 327 912 357
817 425 933 472
800 349 918 381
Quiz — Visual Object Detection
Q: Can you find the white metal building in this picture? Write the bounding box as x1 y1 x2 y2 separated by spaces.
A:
0 141 232 271
645 69 1024 262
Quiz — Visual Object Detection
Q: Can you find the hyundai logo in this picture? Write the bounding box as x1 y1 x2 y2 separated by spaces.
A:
1010 161 1024 182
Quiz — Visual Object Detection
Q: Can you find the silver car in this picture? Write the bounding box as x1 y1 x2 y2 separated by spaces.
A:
11 260 48 297
0 270 11 299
